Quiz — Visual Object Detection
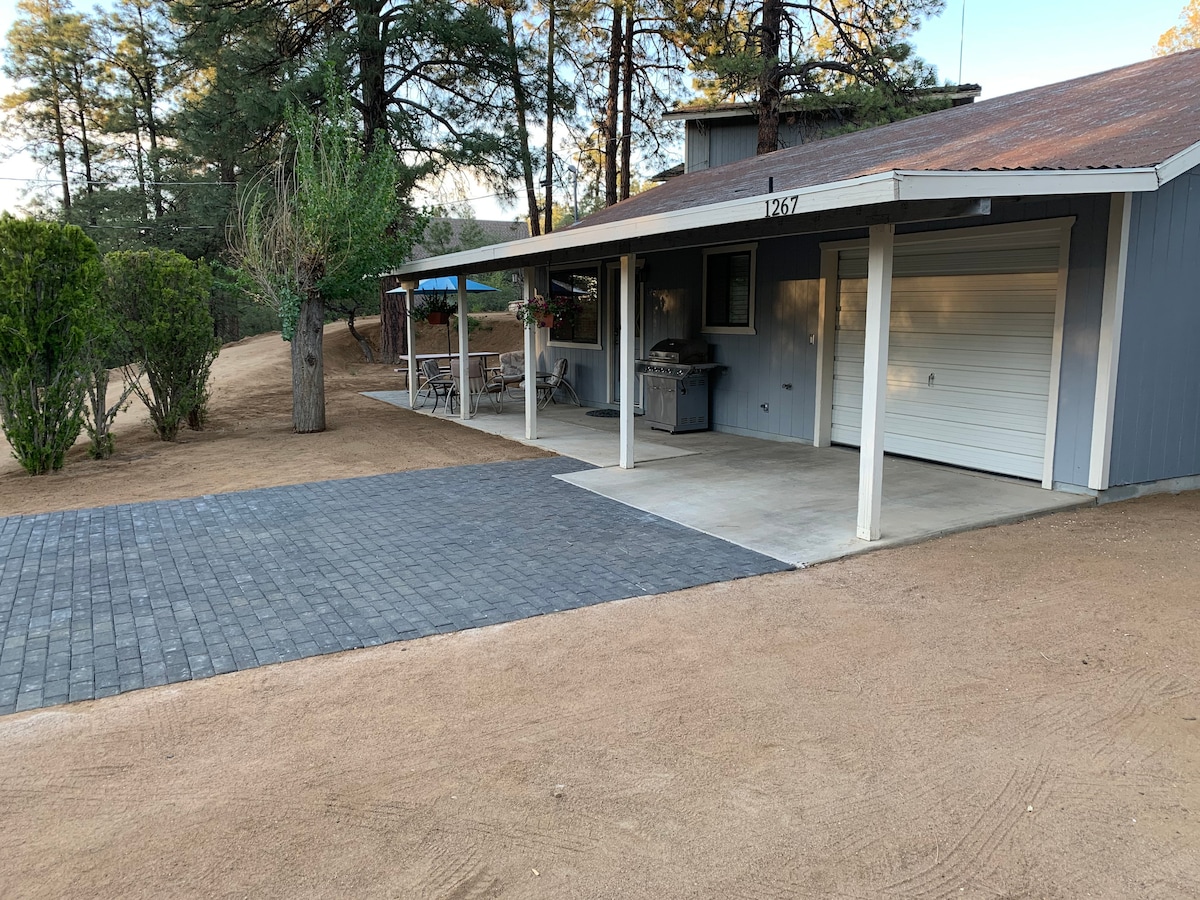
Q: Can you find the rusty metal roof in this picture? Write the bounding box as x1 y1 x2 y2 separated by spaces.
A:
582 51 1200 229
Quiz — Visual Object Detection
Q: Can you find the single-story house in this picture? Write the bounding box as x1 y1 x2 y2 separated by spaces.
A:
392 50 1200 543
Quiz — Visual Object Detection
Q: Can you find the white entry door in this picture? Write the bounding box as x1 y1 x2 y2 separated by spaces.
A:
831 224 1067 481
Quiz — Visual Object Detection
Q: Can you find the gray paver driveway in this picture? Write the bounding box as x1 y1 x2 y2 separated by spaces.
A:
0 458 789 716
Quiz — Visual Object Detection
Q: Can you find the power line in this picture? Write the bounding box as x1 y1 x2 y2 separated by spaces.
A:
0 175 235 186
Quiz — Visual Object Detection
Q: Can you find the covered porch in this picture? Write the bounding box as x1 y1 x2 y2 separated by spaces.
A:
363 391 1088 567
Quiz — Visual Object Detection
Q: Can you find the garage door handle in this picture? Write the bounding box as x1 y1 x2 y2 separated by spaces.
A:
928 372 935 386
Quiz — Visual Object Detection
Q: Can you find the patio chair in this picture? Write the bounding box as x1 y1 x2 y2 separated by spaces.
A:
534 357 581 410
493 351 526 399
415 358 455 412
450 357 505 415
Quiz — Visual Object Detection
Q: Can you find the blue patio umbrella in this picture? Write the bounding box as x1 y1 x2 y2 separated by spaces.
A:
386 276 499 357
385 276 498 294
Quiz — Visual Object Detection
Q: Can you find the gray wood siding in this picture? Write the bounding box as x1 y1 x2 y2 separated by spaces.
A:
639 239 822 440
1110 169 1200 486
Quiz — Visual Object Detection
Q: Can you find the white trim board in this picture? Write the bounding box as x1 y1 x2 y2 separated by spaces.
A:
1088 192 1133 491
394 167 1156 279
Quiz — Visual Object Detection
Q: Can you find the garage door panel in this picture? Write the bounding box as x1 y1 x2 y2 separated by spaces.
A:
837 360 1052 395
832 397 1049 445
839 310 1057 337
835 342 1053 377
828 423 1045 481
831 232 1062 481
836 329 1053 361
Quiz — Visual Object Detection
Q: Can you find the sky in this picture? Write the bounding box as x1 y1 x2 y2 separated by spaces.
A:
0 0 1192 217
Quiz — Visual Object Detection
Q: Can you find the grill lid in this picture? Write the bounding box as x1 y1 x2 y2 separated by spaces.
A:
648 337 710 364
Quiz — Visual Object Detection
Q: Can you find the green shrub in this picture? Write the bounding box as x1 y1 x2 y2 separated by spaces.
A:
0 216 102 475
80 300 135 460
102 249 219 441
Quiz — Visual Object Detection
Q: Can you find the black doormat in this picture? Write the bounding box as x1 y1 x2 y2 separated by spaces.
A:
586 408 643 418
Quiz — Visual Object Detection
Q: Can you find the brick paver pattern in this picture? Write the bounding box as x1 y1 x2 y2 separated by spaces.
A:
0 458 789 715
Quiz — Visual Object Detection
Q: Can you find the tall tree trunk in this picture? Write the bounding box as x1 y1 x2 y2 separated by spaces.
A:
603 3 623 207
49 66 71 213
543 0 556 234
134 4 164 218
132 120 149 220
354 0 389 149
619 3 634 201
346 311 374 362
379 274 405 363
756 0 783 156
506 9 540 236
291 294 326 433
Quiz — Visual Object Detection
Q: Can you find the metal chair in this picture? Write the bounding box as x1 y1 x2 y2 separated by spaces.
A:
534 357 581 409
415 358 455 412
450 358 505 415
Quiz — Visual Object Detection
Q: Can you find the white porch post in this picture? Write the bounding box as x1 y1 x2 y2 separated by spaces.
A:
1089 192 1132 491
457 275 470 420
523 267 537 440
619 252 637 469
403 282 418 408
857 224 895 542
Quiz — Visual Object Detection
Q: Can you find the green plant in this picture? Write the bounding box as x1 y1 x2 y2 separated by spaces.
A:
410 292 458 323
101 249 219 441
81 304 136 460
0 216 102 474
514 292 579 328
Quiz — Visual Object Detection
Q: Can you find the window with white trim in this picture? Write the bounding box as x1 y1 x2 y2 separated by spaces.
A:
548 267 600 346
702 244 756 334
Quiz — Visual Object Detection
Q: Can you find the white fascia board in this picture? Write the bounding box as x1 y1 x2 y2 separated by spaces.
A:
1155 140 1200 186
893 168 1159 201
393 171 899 276
662 107 755 122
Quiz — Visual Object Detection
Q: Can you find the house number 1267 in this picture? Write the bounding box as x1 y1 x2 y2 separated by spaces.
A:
765 195 799 217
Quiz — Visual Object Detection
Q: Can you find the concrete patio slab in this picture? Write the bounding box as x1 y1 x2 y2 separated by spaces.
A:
558 443 1090 567
362 391 1093 568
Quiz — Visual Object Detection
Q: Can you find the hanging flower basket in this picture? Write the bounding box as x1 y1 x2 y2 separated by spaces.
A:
411 292 456 325
515 293 579 329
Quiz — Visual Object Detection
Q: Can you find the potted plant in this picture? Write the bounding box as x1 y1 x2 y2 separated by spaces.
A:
514 292 579 329
411 292 456 325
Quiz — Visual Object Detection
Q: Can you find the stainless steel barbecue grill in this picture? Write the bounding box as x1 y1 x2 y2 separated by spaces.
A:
635 338 722 433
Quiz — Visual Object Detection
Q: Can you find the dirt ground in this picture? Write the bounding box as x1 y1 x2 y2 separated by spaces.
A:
0 313 546 517
0 318 1198 898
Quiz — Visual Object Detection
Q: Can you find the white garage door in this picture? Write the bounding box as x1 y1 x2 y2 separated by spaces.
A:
831 226 1065 481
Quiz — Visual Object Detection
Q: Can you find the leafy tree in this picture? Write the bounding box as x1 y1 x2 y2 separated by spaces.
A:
101 249 219 440
93 0 181 222
233 86 415 433
1158 0 1200 53
0 216 102 474
2 0 103 214
665 0 944 155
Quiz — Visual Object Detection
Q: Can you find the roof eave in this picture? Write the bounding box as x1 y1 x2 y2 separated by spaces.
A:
393 166 1173 279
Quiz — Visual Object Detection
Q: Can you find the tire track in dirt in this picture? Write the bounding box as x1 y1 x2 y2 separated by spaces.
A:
397 833 501 900
876 756 1052 898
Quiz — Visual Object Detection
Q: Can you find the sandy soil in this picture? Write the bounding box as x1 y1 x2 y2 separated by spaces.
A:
0 314 546 517
0 314 1197 897
0 494 1196 897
